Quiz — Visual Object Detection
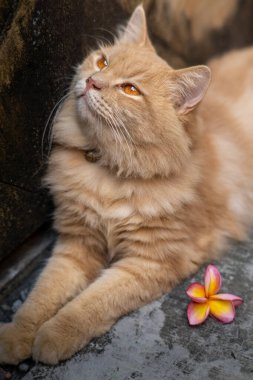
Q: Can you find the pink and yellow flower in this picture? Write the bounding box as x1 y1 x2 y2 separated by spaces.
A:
186 264 243 325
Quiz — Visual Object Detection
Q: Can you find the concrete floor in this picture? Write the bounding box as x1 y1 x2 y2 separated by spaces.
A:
1 236 253 380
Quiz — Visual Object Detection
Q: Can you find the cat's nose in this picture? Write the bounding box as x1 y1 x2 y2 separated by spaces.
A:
86 77 103 91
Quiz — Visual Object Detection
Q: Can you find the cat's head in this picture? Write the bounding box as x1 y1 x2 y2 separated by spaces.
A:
64 5 211 178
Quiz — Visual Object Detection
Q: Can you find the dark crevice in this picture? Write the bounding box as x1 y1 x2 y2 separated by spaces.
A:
0 179 35 193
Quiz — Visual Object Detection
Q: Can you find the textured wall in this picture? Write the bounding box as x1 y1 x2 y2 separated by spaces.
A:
0 0 125 259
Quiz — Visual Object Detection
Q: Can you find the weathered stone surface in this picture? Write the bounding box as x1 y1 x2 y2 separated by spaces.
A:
1 236 252 379
0 0 126 259
0 183 50 260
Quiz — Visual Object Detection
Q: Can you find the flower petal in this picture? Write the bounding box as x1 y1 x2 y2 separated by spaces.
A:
210 294 243 307
187 302 210 325
209 299 235 323
186 282 207 303
204 264 222 297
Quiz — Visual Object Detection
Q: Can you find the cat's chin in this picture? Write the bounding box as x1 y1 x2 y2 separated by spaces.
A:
76 96 95 122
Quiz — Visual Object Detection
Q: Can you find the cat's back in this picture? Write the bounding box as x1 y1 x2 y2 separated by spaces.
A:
198 46 253 145
207 47 253 100
197 47 253 224
202 47 253 132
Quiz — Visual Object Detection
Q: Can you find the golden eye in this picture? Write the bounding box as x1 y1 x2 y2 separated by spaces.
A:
97 56 108 70
122 83 141 96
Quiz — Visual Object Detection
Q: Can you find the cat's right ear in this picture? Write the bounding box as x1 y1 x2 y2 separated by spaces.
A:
119 4 154 49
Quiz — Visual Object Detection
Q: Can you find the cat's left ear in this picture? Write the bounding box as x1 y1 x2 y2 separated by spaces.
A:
119 5 153 48
170 66 211 115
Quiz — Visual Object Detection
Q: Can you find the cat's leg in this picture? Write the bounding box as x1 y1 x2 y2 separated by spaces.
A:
0 235 106 365
32 255 190 364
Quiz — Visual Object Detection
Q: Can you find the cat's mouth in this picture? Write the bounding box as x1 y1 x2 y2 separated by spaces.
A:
81 91 112 124
75 84 124 136
76 89 98 120
75 78 112 124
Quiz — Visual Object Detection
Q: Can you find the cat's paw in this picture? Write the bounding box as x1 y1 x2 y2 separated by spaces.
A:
0 322 34 365
32 318 85 365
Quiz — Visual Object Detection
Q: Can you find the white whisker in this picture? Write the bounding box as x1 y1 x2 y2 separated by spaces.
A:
114 106 136 146
41 90 75 159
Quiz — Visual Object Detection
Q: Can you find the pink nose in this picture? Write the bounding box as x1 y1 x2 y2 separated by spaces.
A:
86 77 103 91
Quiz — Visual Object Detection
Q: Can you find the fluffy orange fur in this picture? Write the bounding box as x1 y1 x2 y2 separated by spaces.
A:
1 5 253 365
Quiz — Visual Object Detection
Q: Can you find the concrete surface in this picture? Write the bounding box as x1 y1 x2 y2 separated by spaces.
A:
1 236 253 380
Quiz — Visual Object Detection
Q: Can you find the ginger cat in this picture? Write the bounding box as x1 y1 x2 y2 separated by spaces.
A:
1 5 253 365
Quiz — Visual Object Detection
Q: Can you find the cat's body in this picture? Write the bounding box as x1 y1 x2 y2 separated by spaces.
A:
1 6 253 365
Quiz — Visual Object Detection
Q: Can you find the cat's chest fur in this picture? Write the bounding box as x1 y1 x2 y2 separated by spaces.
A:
48 146 197 242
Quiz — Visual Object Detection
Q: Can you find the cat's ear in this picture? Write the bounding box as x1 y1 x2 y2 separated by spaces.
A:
119 5 153 48
170 66 211 115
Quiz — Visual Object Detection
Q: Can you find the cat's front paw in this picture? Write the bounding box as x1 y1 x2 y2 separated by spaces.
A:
32 318 86 365
0 322 34 365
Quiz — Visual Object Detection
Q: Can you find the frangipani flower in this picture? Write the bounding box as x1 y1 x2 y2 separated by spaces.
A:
186 264 243 325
